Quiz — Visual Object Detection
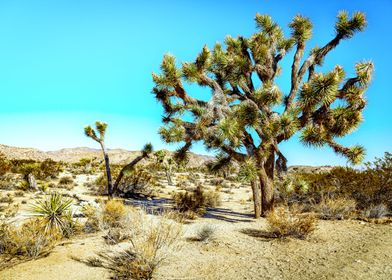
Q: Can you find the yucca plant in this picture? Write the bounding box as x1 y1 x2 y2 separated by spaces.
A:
30 192 74 234
152 11 373 217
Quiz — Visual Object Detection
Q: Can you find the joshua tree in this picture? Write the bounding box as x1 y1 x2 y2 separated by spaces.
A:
113 143 153 194
152 12 374 217
154 150 175 185
84 121 114 197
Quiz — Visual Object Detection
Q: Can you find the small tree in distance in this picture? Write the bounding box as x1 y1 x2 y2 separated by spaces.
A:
152 11 374 217
154 150 175 185
84 121 114 197
113 143 153 194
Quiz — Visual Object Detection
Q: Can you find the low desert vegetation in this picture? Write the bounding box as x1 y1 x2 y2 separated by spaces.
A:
194 224 217 242
0 219 57 262
84 209 183 280
266 206 317 239
30 192 78 238
312 197 357 220
275 152 392 220
102 199 127 228
173 185 221 217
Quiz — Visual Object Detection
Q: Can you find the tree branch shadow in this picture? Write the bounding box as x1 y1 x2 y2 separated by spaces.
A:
203 208 254 223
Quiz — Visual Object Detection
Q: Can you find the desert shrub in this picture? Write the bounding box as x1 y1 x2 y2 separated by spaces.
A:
90 210 182 280
173 185 221 216
30 192 76 236
92 174 107 195
70 157 102 175
280 152 392 211
362 204 390 219
103 228 130 245
0 193 14 204
173 186 213 216
313 197 357 220
102 200 127 228
119 167 158 197
0 153 12 176
36 159 63 179
204 189 221 208
59 176 74 185
195 224 217 242
14 190 25 197
267 206 317 239
81 203 101 233
0 219 57 260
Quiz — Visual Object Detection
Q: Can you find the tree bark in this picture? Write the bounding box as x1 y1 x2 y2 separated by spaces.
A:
259 150 275 216
100 143 113 197
251 180 261 218
259 170 274 216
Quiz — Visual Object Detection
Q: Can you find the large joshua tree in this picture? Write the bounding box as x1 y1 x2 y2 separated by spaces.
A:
84 121 114 196
152 11 374 218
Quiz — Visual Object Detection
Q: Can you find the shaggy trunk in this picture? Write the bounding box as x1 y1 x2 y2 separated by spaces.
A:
260 151 275 216
100 142 113 197
251 180 262 218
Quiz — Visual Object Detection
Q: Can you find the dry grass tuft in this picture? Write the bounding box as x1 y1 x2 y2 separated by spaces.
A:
87 209 183 280
102 199 127 228
267 206 317 239
313 197 357 220
0 219 58 261
362 204 390 219
103 228 130 245
173 185 221 217
195 224 217 242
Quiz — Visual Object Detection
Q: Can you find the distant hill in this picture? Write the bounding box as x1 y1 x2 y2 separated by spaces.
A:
0 144 214 168
0 144 335 172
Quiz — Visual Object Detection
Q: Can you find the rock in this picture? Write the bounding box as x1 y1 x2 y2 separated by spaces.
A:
27 173 38 191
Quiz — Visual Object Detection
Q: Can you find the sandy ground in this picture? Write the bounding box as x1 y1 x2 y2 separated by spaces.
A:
1 173 392 280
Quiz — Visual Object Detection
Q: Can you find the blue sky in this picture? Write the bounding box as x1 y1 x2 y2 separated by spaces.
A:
0 0 390 166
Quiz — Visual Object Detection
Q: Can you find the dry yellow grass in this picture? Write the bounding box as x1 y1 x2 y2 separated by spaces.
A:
267 206 317 239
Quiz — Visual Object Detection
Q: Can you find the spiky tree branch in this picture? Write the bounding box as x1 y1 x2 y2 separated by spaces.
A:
152 11 373 217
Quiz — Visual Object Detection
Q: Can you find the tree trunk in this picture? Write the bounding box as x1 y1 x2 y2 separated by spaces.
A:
100 143 113 197
259 169 274 216
251 180 261 218
259 150 275 216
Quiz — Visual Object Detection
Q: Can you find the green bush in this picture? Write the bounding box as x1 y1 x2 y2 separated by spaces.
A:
278 152 392 212
173 185 221 216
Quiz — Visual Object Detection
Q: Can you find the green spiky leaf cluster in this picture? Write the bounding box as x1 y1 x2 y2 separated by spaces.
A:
30 192 74 233
152 11 373 168
84 121 108 143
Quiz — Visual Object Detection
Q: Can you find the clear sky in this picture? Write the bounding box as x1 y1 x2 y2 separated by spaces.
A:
0 0 390 166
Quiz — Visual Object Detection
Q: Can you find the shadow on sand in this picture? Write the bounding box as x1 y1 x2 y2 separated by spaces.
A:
239 228 280 241
125 198 254 223
204 207 254 223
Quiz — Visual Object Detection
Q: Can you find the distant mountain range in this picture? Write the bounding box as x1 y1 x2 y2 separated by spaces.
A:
0 144 334 172
0 144 214 168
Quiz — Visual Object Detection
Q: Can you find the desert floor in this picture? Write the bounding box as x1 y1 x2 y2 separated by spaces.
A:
1 172 391 280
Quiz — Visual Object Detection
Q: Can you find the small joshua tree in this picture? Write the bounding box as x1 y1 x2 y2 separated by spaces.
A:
113 143 153 194
154 150 175 185
85 121 114 197
152 12 374 217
